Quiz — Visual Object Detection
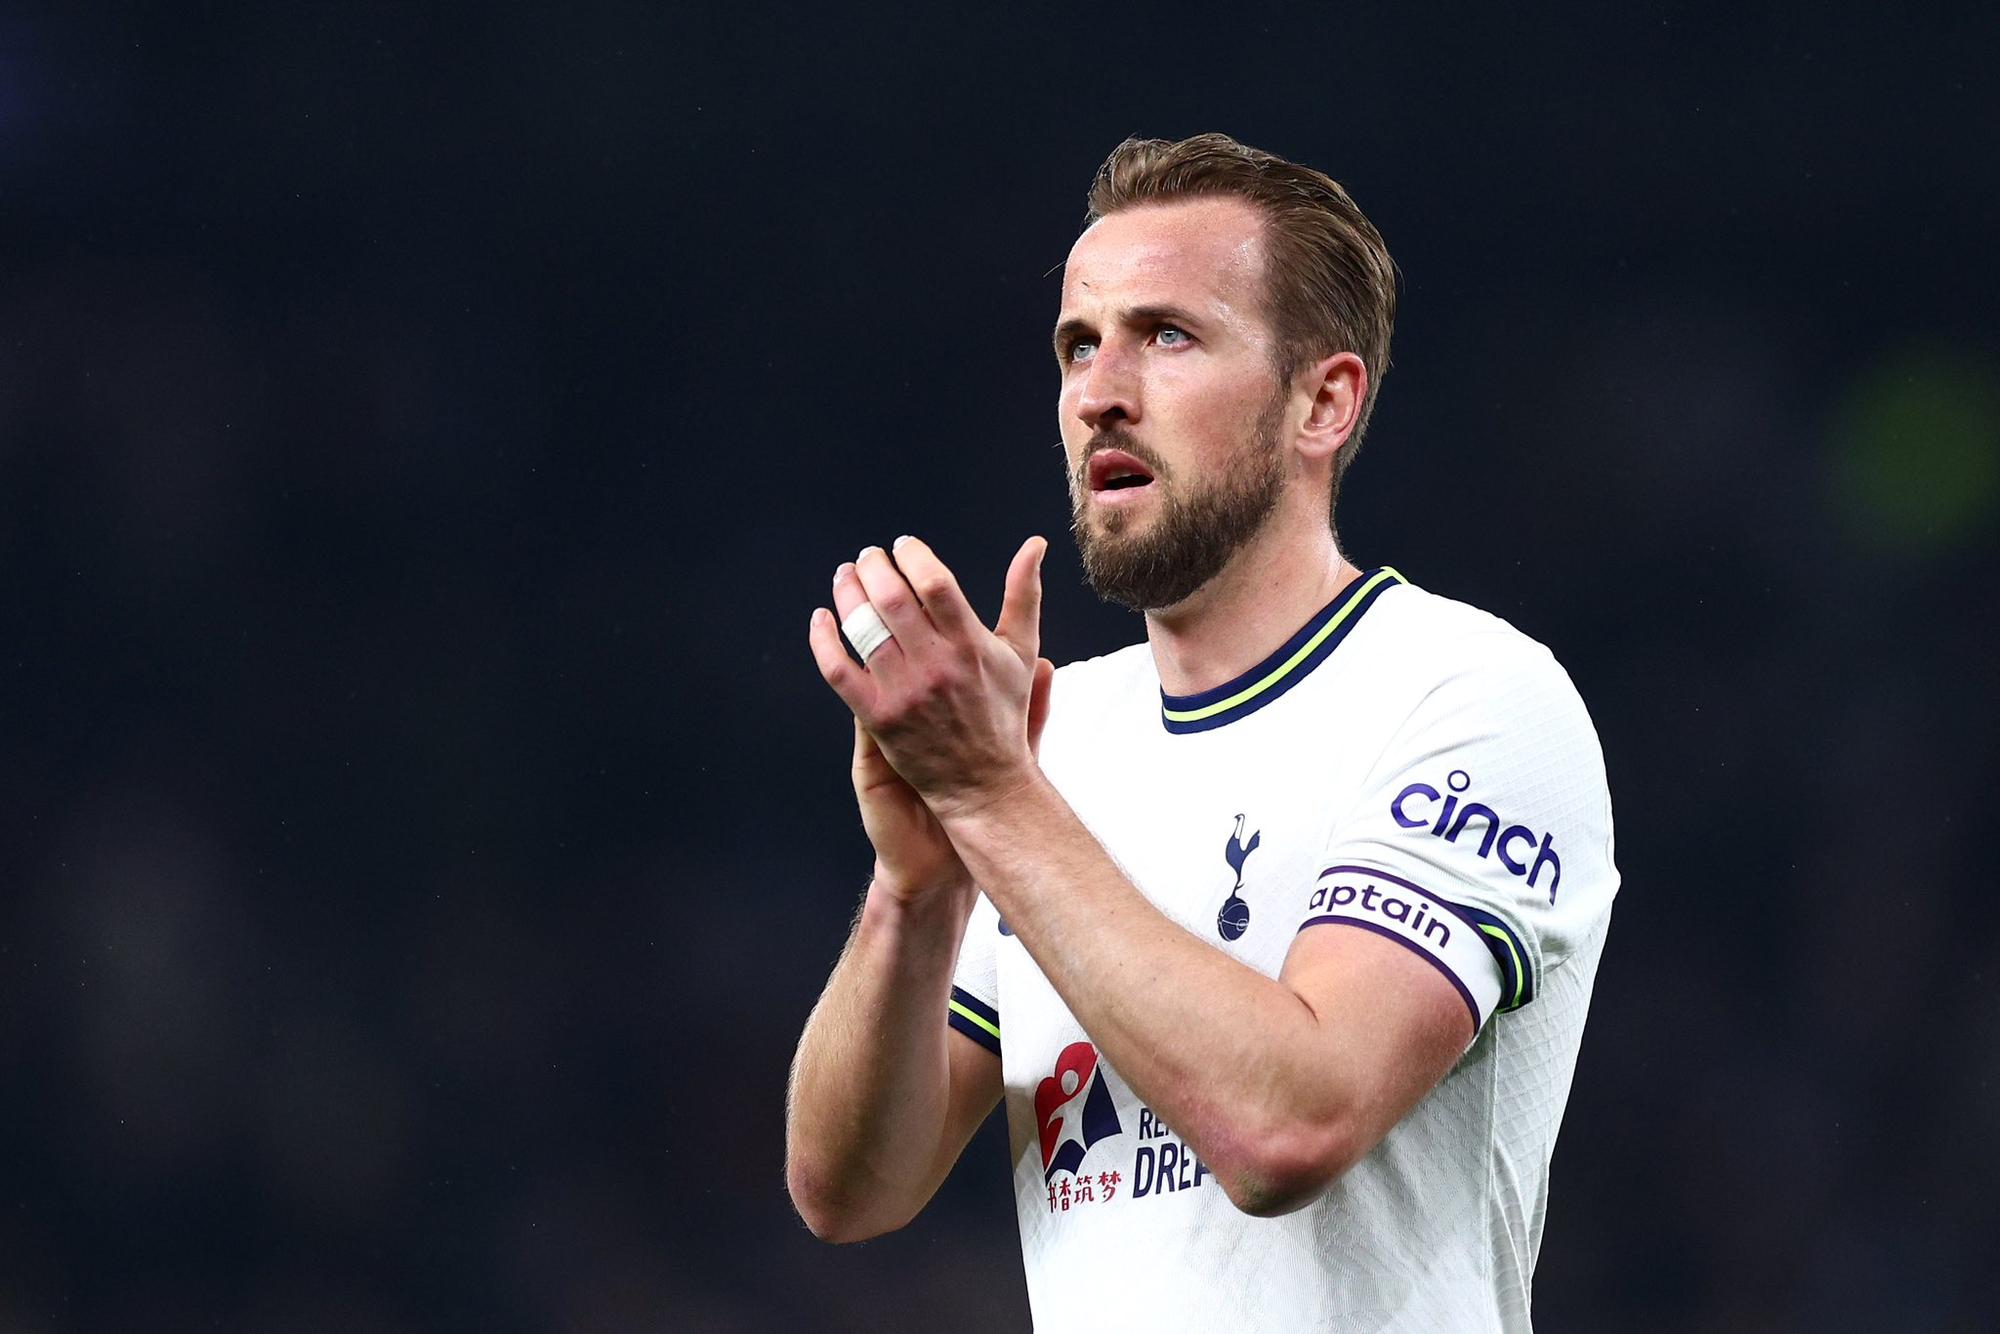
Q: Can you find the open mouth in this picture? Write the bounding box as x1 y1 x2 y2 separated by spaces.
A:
1087 449 1157 495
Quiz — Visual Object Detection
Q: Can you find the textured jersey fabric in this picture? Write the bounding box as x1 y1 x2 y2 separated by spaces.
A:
949 571 1618 1333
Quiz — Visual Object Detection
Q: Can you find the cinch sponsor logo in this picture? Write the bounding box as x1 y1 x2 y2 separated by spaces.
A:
1390 769 1562 902
1307 876 1455 947
1036 1042 1123 1182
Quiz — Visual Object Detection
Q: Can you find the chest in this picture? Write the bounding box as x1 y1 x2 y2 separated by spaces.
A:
1002 689 1390 1020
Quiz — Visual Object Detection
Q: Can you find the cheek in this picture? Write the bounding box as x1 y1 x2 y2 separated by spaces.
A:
1177 391 1247 444
1186 375 1276 434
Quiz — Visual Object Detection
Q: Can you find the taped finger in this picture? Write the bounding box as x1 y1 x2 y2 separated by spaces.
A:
841 601 896 663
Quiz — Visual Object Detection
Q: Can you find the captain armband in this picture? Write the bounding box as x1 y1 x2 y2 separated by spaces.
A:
1299 865 1534 1032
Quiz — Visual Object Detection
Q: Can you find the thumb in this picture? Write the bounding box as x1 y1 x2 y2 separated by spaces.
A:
994 535 1047 666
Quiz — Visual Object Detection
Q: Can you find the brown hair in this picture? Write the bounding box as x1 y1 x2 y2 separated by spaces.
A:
1085 133 1399 482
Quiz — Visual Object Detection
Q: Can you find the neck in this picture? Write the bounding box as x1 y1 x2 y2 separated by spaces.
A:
1142 509 1356 696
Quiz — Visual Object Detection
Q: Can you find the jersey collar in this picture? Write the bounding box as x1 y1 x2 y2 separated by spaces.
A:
1158 567 1407 734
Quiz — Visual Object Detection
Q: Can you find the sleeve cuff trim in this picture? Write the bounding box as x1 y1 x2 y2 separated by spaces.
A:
948 987 1001 1055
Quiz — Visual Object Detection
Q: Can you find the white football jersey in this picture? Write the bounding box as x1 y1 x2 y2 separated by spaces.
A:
949 570 1617 1333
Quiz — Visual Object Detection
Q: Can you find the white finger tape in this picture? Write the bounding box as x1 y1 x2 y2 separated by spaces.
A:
841 602 895 662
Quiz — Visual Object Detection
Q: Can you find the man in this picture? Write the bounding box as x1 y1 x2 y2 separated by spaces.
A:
787 133 1617 1332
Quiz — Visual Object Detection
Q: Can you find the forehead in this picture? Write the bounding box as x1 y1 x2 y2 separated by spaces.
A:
1059 196 1269 323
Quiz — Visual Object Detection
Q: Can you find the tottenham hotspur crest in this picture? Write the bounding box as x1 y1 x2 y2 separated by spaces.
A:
1217 814 1260 941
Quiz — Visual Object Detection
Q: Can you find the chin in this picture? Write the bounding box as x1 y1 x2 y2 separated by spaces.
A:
1087 498 1158 540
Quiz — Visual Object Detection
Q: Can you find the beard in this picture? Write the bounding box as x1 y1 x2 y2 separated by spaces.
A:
1069 393 1289 612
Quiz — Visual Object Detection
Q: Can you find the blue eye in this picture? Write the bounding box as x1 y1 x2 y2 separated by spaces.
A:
1069 339 1098 363
1156 326 1190 347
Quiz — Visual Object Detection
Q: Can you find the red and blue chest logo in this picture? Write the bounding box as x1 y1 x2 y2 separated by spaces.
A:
1035 1042 1123 1181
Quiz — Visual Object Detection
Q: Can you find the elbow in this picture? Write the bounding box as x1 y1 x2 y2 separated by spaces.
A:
787 1178 874 1244
786 1163 868 1243
785 1159 907 1245
1213 1119 1365 1219
794 1205 882 1246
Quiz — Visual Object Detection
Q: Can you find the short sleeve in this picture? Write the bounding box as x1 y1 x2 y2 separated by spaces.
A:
947 892 1004 1056
1297 633 1617 1035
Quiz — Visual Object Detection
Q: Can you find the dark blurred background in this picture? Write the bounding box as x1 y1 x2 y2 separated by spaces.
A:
3 3 1996 1330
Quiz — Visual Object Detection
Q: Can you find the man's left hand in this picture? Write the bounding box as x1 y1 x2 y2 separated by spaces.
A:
809 535 1054 821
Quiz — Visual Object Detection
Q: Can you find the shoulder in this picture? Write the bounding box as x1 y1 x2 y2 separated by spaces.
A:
1359 580 1584 712
1343 581 1607 802
1367 580 1555 663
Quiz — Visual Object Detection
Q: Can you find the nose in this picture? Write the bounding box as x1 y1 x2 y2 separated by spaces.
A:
1072 339 1140 432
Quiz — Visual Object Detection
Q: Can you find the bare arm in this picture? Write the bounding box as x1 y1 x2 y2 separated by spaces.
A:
785 861 1001 1242
787 553 1054 1242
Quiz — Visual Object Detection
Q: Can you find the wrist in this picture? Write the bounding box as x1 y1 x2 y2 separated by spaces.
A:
857 873 978 978
867 861 974 914
927 762 1048 830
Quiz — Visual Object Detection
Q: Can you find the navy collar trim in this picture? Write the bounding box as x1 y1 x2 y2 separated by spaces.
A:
1158 568 1407 734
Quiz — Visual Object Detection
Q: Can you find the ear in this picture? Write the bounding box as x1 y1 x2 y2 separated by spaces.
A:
1292 351 1368 467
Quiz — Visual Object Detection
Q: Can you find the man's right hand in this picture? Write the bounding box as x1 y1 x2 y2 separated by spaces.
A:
827 556 1055 903
831 559 963 903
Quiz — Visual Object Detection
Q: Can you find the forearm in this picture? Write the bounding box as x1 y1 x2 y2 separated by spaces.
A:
785 877 981 1240
940 777 1353 1210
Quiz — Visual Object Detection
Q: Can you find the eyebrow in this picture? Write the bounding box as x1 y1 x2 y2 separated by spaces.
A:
1051 317 1092 355
1123 303 1202 329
